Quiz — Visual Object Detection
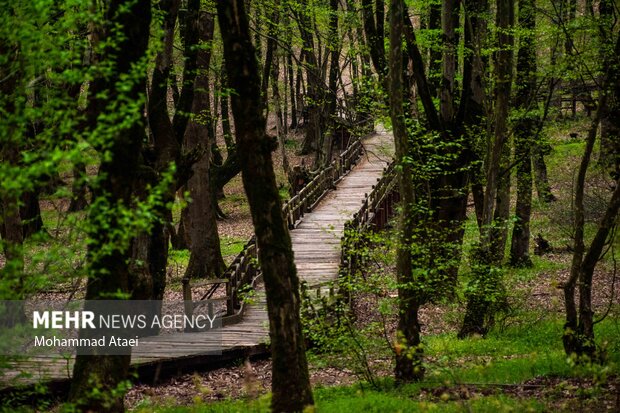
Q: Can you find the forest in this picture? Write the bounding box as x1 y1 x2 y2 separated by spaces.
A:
0 0 619 411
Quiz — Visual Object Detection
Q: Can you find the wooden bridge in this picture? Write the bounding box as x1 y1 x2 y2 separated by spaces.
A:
0 128 396 394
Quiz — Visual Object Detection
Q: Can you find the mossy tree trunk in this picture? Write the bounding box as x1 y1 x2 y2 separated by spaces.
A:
132 0 203 301
69 0 151 410
510 0 536 267
389 0 423 383
460 0 514 338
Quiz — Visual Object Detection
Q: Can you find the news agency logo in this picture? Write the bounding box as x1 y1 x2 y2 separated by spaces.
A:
0 300 224 357
32 310 219 330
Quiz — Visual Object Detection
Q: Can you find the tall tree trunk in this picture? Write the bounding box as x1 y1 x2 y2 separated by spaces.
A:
260 0 279 113
491 142 511 262
403 6 470 300
598 0 620 178
361 0 386 79
459 0 514 338
272 56 290 175
347 0 372 123
461 0 488 237
217 1 314 411
563 20 620 361
563 95 620 358
171 207 190 250
389 0 423 383
220 61 235 153
510 139 533 266
318 0 340 167
510 0 536 267
402 10 442 131
295 3 324 157
532 146 556 202
428 2 442 95
296 53 306 127
69 0 151 410
184 12 225 280
286 41 298 129
440 0 461 127
134 0 201 303
480 0 514 252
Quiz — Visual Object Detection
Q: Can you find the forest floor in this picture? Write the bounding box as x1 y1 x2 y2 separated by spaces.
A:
125 245 620 412
123 115 620 412
7 115 618 412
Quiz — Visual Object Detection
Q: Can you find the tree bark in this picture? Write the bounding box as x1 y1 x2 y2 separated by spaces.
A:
361 0 386 79
598 0 620 178
220 63 235 152
511 129 534 266
217 1 314 411
563 33 620 360
532 146 556 202
286 40 298 129
460 0 514 338
389 0 423 383
440 0 461 126
295 2 324 157
184 12 226 280
69 0 151 410
491 142 511 262
510 0 536 267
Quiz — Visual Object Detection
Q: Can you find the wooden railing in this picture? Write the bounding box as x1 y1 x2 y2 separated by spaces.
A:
282 138 363 229
183 136 366 323
340 161 399 279
182 237 258 325
301 161 399 307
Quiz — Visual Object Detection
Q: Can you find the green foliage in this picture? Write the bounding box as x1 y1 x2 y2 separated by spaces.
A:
300 231 397 388
141 318 619 412
1 0 172 405
135 386 545 413
168 249 190 267
220 236 247 259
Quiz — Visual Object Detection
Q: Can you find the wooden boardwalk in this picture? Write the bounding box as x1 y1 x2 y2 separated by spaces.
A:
1 129 394 391
292 130 394 291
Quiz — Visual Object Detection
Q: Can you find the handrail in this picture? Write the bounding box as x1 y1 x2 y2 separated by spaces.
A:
182 236 257 324
301 160 399 304
340 161 398 272
281 138 363 229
